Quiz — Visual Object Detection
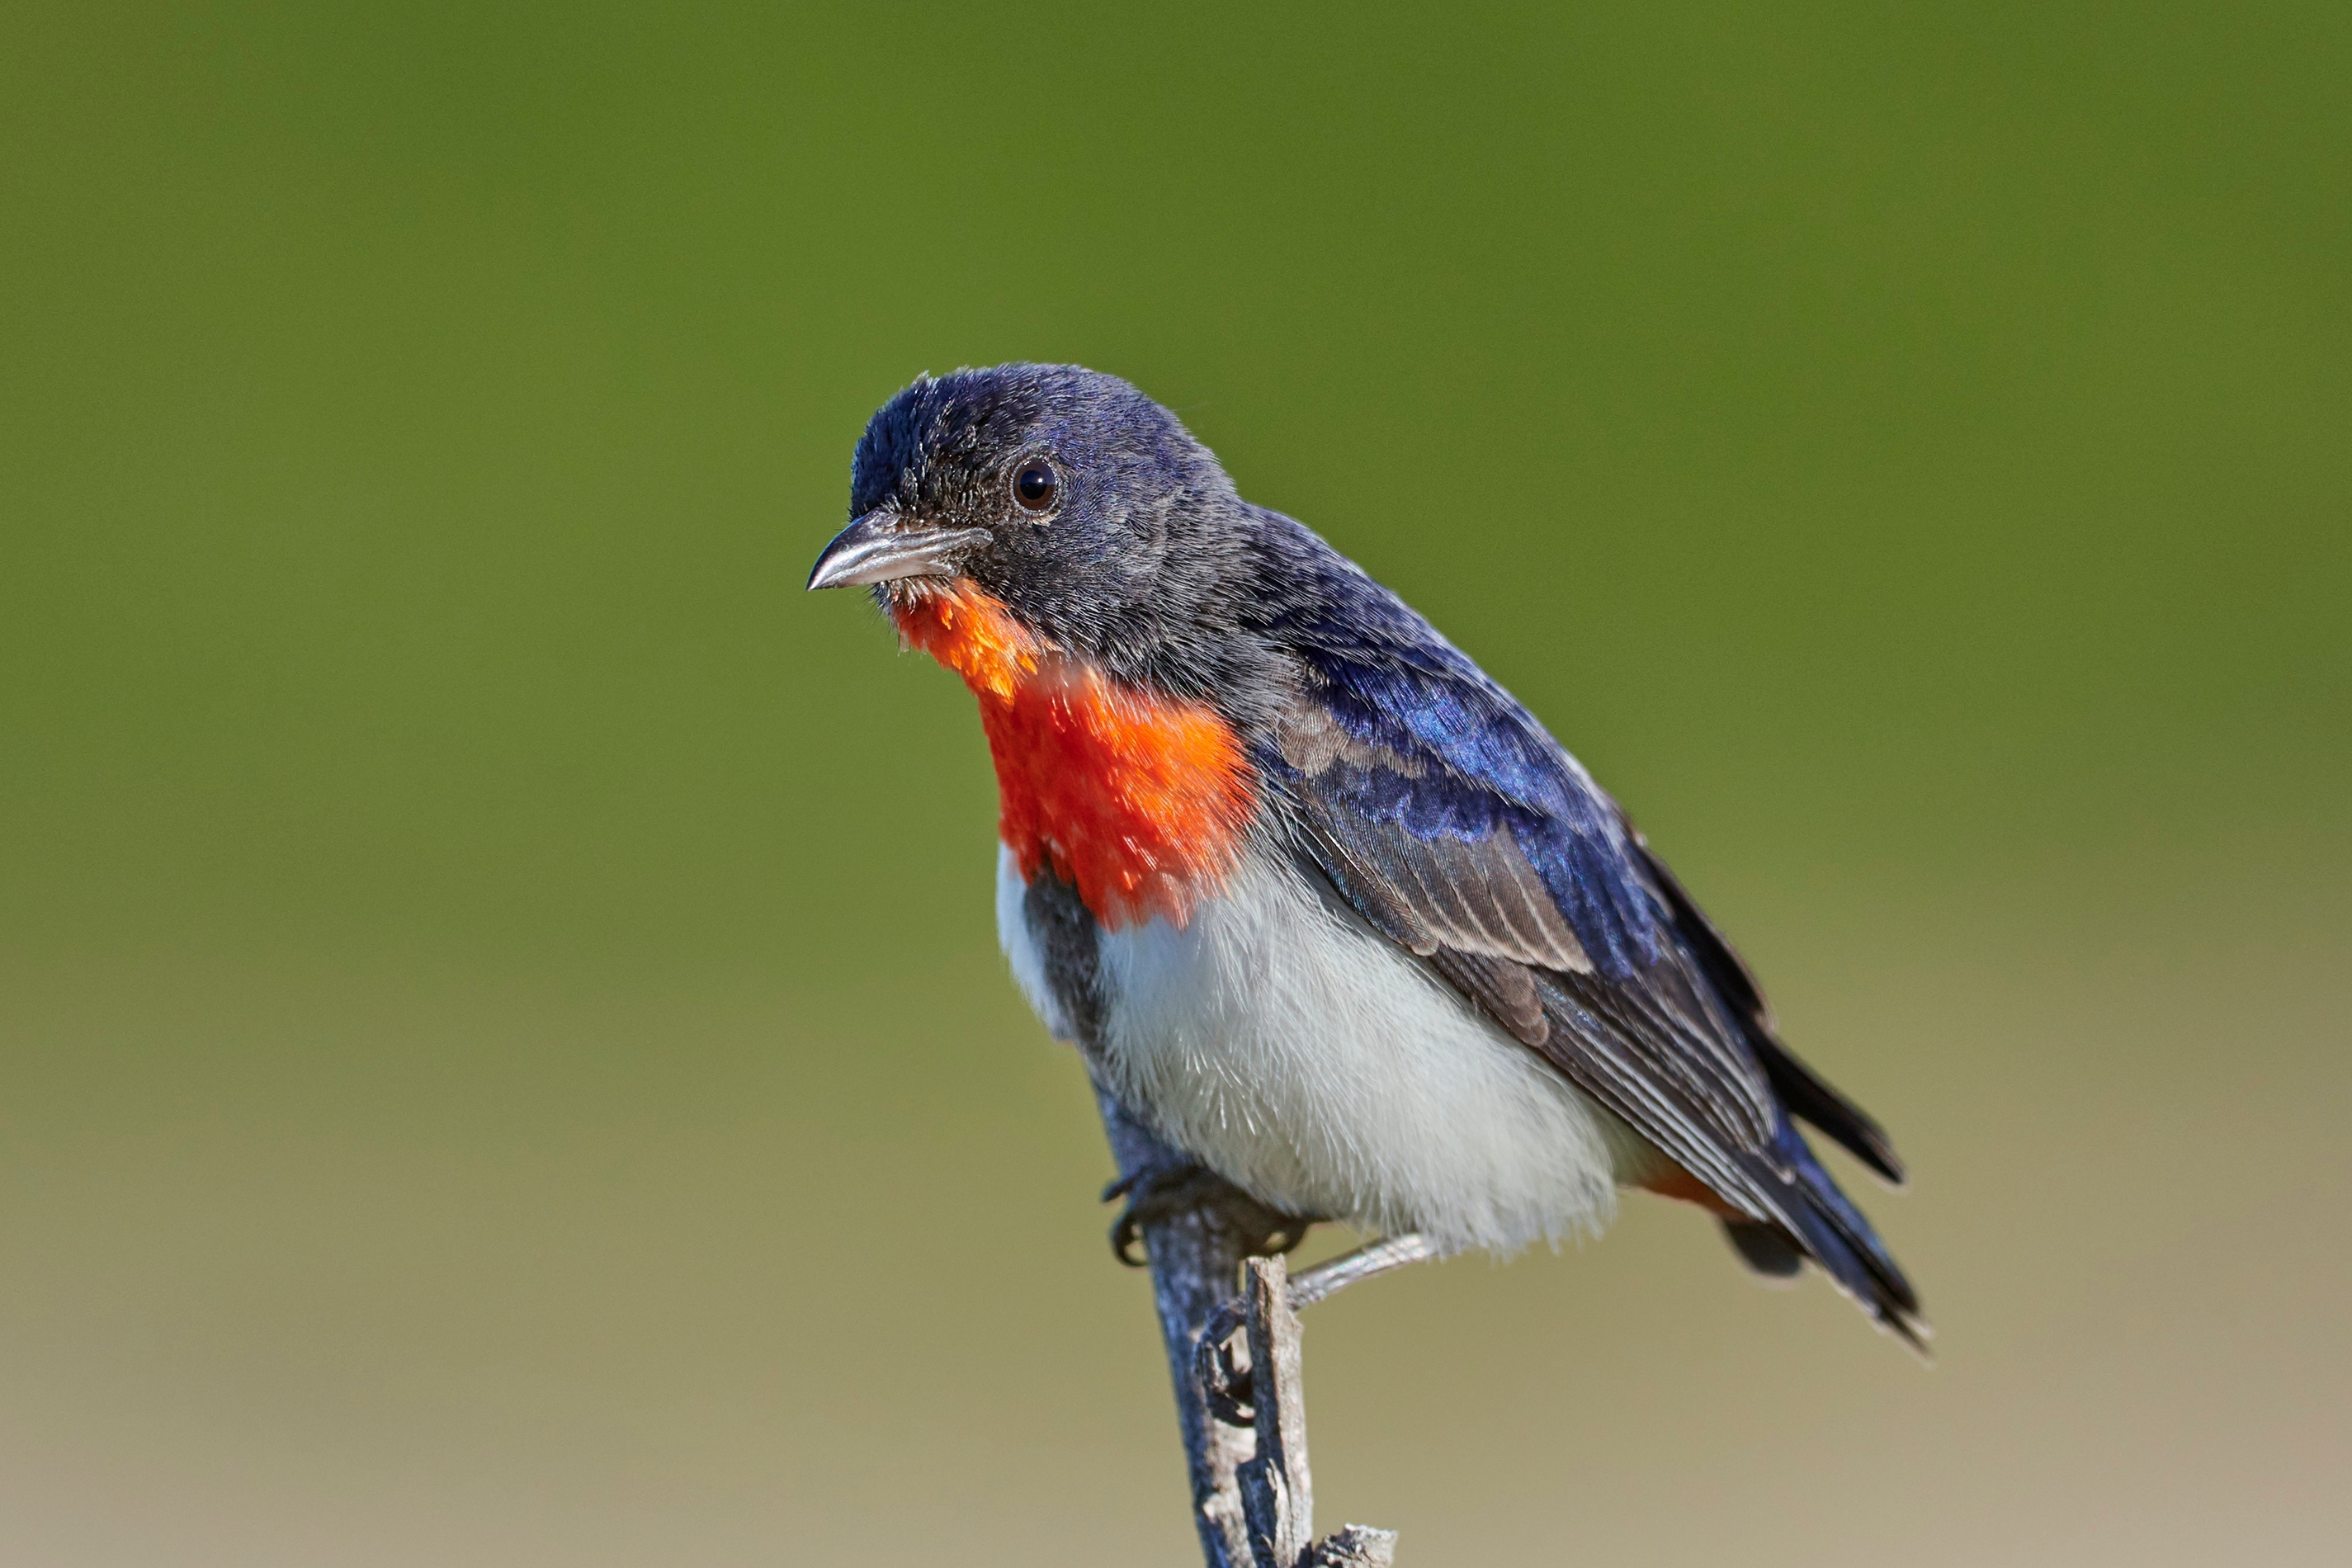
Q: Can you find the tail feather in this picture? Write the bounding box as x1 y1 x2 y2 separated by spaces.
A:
1755 1037 1906 1187
1763 1124 1929 1353
1634 840 1907 1187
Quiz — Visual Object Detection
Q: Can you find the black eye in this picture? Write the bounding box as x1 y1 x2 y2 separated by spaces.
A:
1011 459 1059 512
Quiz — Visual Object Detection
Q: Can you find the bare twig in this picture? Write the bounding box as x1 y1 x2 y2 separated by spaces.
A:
1095 1085 1405 1567
1218 1256 1401 1567
1095 1084 1259 1566
1237 1257 1314 1565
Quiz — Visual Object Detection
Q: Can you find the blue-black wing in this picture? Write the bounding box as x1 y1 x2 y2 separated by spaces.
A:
1246 517 1924 1346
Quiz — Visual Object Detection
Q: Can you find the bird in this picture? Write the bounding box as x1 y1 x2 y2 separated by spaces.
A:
808 362 1925 1350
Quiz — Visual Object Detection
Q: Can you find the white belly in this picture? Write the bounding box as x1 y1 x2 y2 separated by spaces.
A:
997 843 1628 1254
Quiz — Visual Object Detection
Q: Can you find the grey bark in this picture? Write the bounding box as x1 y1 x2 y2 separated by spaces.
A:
1236 1256 1315 1566
1093 1086 1399 1568
1095 1085 1260 1566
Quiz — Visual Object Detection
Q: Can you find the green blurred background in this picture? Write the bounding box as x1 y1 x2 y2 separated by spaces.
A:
3 3 2346 1563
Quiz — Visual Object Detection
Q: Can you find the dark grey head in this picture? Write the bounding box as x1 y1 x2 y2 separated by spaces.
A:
809 364 1280 695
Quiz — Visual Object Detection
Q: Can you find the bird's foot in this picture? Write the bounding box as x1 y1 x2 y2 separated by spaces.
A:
1197 1294 1258 1426
1194 1234 1438 1428
1102 1163 1317 1268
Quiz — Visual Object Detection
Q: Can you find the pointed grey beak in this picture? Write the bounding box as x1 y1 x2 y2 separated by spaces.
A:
805 511 990 591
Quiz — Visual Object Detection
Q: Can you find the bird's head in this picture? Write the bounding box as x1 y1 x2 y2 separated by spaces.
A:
808 364 1263 694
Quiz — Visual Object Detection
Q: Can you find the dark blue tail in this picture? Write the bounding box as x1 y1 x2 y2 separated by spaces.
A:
1736 1123 1927 1353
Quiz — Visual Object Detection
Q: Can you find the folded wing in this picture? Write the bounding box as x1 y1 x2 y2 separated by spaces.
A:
1249 552 1923 1346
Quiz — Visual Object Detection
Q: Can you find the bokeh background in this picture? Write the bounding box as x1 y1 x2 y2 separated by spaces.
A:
4 4 2346 1564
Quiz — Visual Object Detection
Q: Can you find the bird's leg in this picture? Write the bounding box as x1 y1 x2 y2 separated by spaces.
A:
1287 1232 1441 1309
1196 1233 1438 1426
1105 1163 1318 1269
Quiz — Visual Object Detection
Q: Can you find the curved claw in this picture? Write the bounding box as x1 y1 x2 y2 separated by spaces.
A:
1103 1164 1316 1268
1194 1298 1254 1428
1102 1171 1150 1266
1112 1203 1152 1268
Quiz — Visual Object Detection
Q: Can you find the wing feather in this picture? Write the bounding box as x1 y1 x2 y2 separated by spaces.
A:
1262 677 1923 1344
1238 512 1920 1343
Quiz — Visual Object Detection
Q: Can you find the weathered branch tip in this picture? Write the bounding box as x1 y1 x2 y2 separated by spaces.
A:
1096 1084 1405 1567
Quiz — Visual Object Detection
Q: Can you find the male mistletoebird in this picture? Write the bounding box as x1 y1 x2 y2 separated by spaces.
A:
808 363 1925 1351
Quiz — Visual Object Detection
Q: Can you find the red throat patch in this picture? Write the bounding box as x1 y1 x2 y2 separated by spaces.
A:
891 583 1257 929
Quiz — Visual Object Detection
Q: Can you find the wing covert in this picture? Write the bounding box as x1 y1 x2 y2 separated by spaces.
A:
1266 682 1783 1173
1237 508 1922 1343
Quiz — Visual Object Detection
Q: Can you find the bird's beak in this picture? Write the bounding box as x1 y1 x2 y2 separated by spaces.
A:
805 510 990 591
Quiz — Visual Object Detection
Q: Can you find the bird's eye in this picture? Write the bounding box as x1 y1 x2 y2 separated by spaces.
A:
1011 459 1059 513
